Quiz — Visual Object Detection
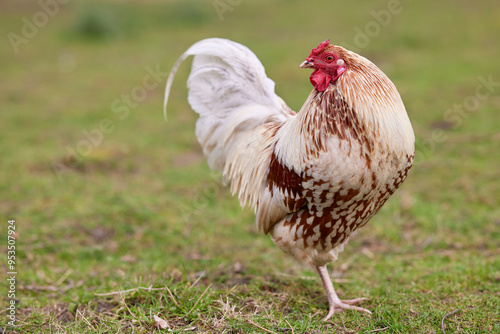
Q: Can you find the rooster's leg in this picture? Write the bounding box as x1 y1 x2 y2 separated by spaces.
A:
316 265 372 321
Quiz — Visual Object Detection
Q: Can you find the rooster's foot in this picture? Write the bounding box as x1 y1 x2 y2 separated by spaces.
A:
324 298 372 321
316 266 372 321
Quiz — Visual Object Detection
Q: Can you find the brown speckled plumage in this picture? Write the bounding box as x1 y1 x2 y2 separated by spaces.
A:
267 82 414 268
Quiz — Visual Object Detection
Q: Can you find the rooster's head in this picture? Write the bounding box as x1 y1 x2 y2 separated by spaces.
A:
300 40 347 92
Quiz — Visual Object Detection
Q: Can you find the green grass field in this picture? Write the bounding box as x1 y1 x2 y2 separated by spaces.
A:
1 0 499 333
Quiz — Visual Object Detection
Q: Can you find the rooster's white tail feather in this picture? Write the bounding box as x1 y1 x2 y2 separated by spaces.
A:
164 38 295 214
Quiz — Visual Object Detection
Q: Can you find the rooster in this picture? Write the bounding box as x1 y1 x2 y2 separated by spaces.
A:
164 38 414 321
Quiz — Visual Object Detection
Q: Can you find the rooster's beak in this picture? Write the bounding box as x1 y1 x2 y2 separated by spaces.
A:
299 60 315 69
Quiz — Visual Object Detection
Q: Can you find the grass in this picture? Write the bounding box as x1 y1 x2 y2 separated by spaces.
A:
1 0 500 332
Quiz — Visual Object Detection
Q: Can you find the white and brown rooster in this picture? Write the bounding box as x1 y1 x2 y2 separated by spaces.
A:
164 38 414 321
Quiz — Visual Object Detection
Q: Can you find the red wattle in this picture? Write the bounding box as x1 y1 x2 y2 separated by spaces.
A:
310 70 332 92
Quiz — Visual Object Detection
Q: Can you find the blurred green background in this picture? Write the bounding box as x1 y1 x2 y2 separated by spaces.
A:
1 0 499 332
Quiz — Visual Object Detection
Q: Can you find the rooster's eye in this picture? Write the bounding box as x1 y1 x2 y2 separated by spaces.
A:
325 55 334 63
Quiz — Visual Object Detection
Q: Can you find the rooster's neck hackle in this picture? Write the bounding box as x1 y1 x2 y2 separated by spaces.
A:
301 87 376 155
302 47 414 159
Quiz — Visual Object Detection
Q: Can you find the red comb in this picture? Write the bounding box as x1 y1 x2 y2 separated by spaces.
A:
310 39 330 57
